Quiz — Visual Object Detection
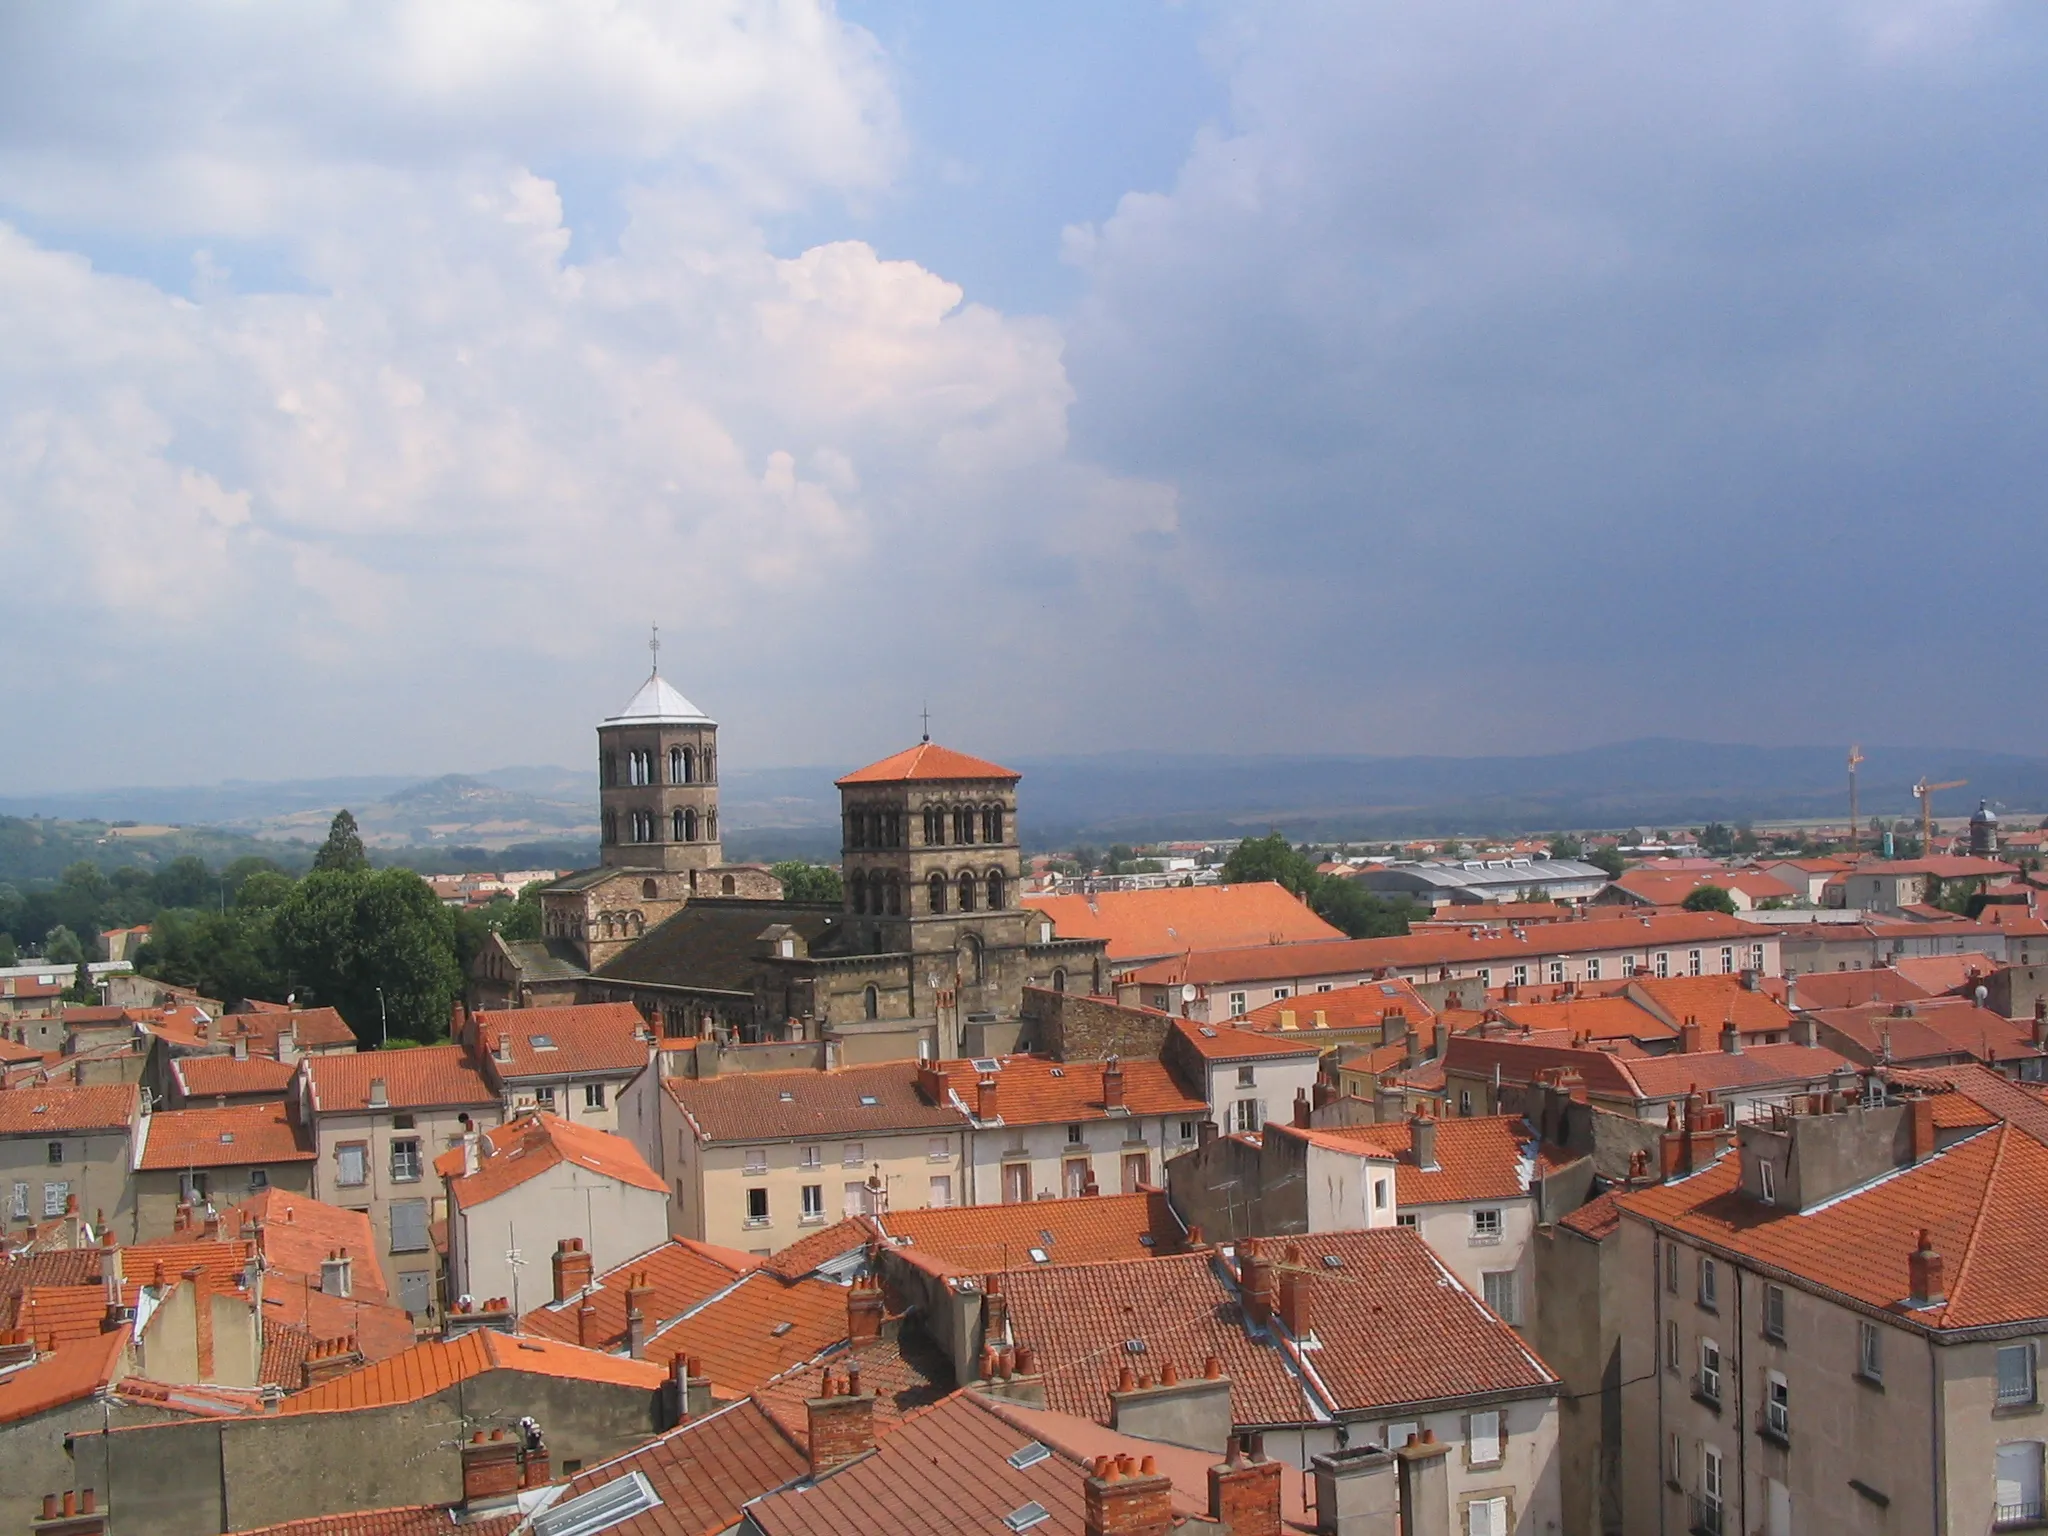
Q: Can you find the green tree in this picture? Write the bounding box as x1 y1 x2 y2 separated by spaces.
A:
1587 844 1626 879
494 883 544 941
772 862 845 905
1220 833 1317 893
1699 823 1735 857
136 907 284 1004
65 958 97 1003
1070 846 1101 875
273 868 459 1043
313 810 370 873
1309 878 1417 939
0 932 15 966
236 871 297 912
1683 885 1739 915
42 925 85 964
1440 840 1465 859
1547 833 1584 860
150 855 217 911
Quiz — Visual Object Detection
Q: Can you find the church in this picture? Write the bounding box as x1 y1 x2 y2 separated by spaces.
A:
469 654 1106 1060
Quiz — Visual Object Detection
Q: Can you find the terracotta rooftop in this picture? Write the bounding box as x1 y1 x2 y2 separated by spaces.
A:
277 1328 665 1413
522 1238 756 1352
137 1101 315 1170
1237 978 1436 1035
666 1062 966 1144
1021 882 1342 963
1787 968 1933 1011
936 1054 1207 1127
1628 974 1797 1036
1852 856 2018 879
1274 1115 1581 1205
1616 1043 1855 1100
433 1111 667 1209
171 1054 300 1099
871 1191 1185 1277
225 1188 389 1300
754 1326 956 1446
743 1388 1087 1536
234 1506 518 1536
1123 911 1773 988
1811 1000 2041 1068
1557 1189 1625 1242
1169 1017 1323 1063
303 1047 495 1113
0 1082 138 1136
1609 870 1798 907
471 1002 649 1081
1493 996 1674 1045
542 1397 808 1536
836 742 1020 785
760 1219 871 1282
0 1326 129 1425
642 1270 855 1398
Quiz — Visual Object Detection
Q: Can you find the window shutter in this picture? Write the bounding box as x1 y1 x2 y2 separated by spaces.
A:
389 1199 429 1253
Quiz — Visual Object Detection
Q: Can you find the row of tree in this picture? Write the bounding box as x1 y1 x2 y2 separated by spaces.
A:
1217 834 1420 939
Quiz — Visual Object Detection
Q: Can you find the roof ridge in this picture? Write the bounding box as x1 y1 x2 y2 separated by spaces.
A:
1941 1120 2013 1322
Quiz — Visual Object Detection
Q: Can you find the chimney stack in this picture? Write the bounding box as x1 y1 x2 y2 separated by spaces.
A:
624 1272 653 1359
551 1238 593 1304
187 1266 214 1382
1083 1452 1174 1536
31 1489 106 1536
1276 1246 1314 1342
1292 1089 1312 1129
848 1276 885 1343
662 1353 715 1427
1238 1241 1276 1330
1208 1435 1282 1536
1680 1017 1703 1055
1909 1228 1945 1307
1409 1105 1439 1172
806 1372 876 1475
1911 1095 1936 1163
1101 1057 1125 1112
977 1075 1000 1121
1720 1021 1742 1056
460 1430 524 1508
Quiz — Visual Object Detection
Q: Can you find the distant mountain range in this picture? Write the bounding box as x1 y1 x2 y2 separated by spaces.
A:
2 739 2041 860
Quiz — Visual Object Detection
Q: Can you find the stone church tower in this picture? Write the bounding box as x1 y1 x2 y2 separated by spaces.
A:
596 659 722 873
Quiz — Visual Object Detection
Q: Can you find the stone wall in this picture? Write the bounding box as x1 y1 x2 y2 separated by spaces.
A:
1021 988 1172 1064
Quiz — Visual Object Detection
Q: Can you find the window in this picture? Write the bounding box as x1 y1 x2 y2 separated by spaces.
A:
745 1149 768 1175
842 1141 865 1168
1701 1445 1724 1532
1466 1496 1508 1536
1373 1178 1390 1211
1477 969 1492 987
9 1182 25 1220
1859 1320 1884 1382
844 1181 871 1218
929 1175 952 1207
1228 992 1248 1017
1458 1090 1474 1116
958 873 978 913
585 1083 607 1110
1656 952 1670 978
1751 944 1766 970
1996 1442 2044 1526
1064 1158 1090 1198
534 1084 556 1110
1066 1123 1085 1145
928 874 948 914
336 1143 368 1187
1698 1339 1722 1403
745 1188 770 1227
2001 1345 2039 1407
1466 1410 1503 1468
1121 1153 1148 1194
1003 1163 1031 1204
985 806 1004 843
1757 1160 1775 1204
1699 1257 1718 1310
1687 949 1702 976
1272 987 1291 1002
1180 1121 1199 1142
801 1184 825 1223
45 1141 62 1167
1396 1213 1418 1229
800 1145 822 1169
1720 946 1734 974
987 872 1005 910
1665 1243 1680 1295
390 1199 430 1253
1385 1421 1418 1451
42 1181 69 1218
1512 964 1528 987
1548 960 1565 984
1237 1065 1256 1088
1482 1270 1520 1324
1233 1099 1266 1133
1665 1319 1680 1372
180 1171 210 1202
1764 1370 1789 1439
1668 1431 1682 1485
1587 958 1602 981
954 808 975 844
1763 1283 1785 1341
1471 1208 1503 1242
247 1169 269 1192
929 1137 950 1162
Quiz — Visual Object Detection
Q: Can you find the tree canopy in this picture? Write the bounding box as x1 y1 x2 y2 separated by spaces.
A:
1220 832 1418 940
1682 885 1739 915
772 861 845 905
313 810 369 873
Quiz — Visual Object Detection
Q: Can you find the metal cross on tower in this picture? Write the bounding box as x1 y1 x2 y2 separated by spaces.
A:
649 622 660 671
920 703 931 743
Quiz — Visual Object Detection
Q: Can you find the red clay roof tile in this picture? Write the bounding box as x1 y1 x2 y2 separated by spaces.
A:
304 1047 495 1113
137 1101 314 1170
1022 882 1341 963
836 743 1020 785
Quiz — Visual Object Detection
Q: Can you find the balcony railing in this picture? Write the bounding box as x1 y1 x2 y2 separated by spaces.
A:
1687 1493 1725 1536
1996 1500 2044 1528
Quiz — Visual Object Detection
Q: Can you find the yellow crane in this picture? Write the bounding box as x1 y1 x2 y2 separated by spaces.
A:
1848 744 1865 851
1913 777 1967 858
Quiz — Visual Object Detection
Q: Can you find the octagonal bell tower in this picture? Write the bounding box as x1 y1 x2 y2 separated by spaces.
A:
597 636 721 873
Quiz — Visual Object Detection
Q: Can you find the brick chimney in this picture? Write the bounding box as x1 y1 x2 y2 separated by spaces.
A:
1084 1452 1175 1536
1208 1435 1282 1536
521 1429 551 1489
1275 1246 1314 1342
1909 1228 1945 1307
982 1274 1010 1353
916 1061 952 1107
31 1490 107 1536
1679 1017 1703 1054
186 1267 214 1382
460 1430 524 1507
576 1300 598 1348
806 1371 876 1474
1292 1089 1311 1129
1910 1095 1936 1163
0 1328 37 1368
301 1333 365 1390
848 1276 884 1343
624 1271 653 1359
1409 1105 1439 1172
1238 1241 1276 1330
1102 1057 1125 1112
98 1232 128 1334
977 1075 1000 1121
552 1238 593 1304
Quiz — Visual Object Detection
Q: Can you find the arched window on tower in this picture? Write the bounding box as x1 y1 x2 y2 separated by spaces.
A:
928 873 948 914
669 746 683 784
683 807 699 841
602 752 618 788
706 811 718 841
957 872 978 913
720 875 735 895
863 984 879 1021
642 879 659 900
851 873 868 915
954 808 974 844
886 874 902 916
672 809 686 842
985 806 1004 843
848 811 866 849
987 871 1005 910
681 747 695 784
1052 967 1068 994
603 810 617 844
705 748 716 783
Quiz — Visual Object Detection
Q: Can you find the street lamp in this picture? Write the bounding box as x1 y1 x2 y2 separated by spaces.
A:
376 987 388 1048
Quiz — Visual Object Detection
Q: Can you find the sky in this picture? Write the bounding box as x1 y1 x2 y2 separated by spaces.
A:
3 0 2047 791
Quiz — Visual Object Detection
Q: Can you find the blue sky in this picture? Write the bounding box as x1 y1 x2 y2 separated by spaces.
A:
2 1 2046 790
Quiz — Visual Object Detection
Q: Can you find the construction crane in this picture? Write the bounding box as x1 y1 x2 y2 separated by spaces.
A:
1913 777 1967 859
1848 744 1865 852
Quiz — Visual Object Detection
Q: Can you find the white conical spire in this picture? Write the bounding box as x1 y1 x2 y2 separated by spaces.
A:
604 624 714 725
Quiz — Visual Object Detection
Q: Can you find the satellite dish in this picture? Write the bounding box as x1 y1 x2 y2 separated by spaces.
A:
1181 984 1198 1003
1976 985 1990 1007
